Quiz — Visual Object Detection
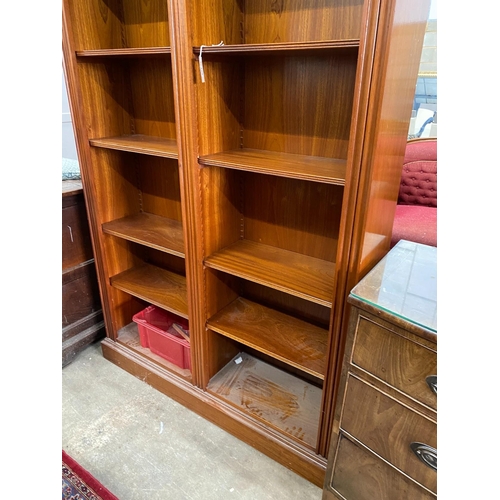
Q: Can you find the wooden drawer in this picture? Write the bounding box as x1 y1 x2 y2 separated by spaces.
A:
330 435 435 500
352 314 437 409
342 375 437 493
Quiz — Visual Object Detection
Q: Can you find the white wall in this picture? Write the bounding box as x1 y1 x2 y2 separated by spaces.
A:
62 68 78 161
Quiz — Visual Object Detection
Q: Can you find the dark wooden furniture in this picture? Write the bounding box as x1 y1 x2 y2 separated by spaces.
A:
323 240 437 499
62 180 105 366
62 0 430 486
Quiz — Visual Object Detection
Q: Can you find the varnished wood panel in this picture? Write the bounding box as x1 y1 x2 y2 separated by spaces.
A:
208 297 328 378
78 58 176 140
243 0 363 43
243 54 357 159
329 436 434 499
207 352 322 449
352 314 437 409
342 376 436 492
352 0 431 276
190 0 363 45
121 0 170 48
191 0 243 46
139 155 182 220
201 167 243 257
128 58 177 138
195 59 242 155
110 263 189 318
90 135 178 158
242 281 331 328
67 0 170 51
205 239 335 306
243 173 343 261
77 47 172 57
77 61 133 139
87 149 141 224
194 41 359 55
199 148 347 184
102 213 185 257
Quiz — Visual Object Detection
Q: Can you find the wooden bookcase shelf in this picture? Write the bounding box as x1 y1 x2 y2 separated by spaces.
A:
207 297 328 379
90 135 178 159
205 240 336 307
199 149 347 185
102 213 185 257
110 263 188 319
77 47 172 57
193 40 359 56
63 0 430 486
207 352 322 450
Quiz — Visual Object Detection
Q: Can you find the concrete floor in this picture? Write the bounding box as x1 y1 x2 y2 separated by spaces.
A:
62 341 324 500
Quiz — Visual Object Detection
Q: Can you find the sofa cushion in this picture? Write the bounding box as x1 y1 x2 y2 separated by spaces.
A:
391 205 437 248
398 139 437 207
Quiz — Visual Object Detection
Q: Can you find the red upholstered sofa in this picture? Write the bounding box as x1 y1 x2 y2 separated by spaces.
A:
390 138 437 248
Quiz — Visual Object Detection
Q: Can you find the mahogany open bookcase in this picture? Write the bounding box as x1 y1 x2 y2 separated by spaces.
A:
62 0 430 486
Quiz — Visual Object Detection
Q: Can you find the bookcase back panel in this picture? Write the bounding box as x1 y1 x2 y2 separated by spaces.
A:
78 62 133 139
243 0 363 43
190 0 363 45
141 247 186 277
67 0 170 50
242 173 343 261
190 0 243 46
128 59 177 138
78 59 176 140
133 156 182 221
195 60 243 156
201 167 243 256
102 235 147 285
243 54 357 159
89 149 142 223
241 281 331 328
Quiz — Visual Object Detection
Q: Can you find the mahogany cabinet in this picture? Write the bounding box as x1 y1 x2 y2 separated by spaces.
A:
323 240 437 498
62 180 105 367
62 0 430 486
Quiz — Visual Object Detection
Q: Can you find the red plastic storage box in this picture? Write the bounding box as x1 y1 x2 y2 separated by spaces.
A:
132 305 191 370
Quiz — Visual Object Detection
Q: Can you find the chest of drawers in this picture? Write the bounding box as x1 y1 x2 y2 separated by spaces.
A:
323 240 437 499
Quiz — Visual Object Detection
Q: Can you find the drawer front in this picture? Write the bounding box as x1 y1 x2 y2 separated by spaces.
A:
342 375 437 493
330 435 435 500
352 315 437 409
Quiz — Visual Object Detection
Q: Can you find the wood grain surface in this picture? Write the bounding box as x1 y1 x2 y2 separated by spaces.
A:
199 148 347 184
90 135 178 158
342 376 436 492
205 240 336 306
207 352 322 449
110 263 188 318
331 436 435 499
102 212 185 257
208 297 328 378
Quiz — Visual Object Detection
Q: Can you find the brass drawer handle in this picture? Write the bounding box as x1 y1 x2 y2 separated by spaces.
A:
426 375 437 395
410 442 437 471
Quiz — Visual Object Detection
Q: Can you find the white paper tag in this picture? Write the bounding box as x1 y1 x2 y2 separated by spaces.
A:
234 356 242 365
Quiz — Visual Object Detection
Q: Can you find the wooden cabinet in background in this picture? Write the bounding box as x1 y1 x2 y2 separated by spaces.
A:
62 180 105 367
323 240 437 499
62 0 431 486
